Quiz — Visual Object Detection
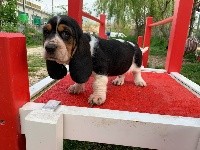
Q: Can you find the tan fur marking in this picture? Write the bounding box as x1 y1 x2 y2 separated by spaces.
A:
57 24 72 33
65 38 75 58
57 24 75 58
44 24 52 31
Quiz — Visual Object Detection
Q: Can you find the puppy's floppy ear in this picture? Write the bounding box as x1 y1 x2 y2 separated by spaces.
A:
68 16 83 44
46 60 67 79
69 35 92 83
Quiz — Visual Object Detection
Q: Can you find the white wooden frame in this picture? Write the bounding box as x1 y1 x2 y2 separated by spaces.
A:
171 72 200 97
22 69 200 150
29 76 55 98
20 102 200 150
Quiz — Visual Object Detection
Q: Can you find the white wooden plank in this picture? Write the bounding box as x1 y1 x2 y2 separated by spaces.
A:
20 102 200 150
25 109 63 150
20 102 45 134
171 72 200 97
29 76 55 98
142 68 167 73
63 113 199 150
60 106 200 150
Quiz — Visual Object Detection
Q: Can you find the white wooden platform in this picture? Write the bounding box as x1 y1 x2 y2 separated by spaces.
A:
22 69 200 150
20 102 200 150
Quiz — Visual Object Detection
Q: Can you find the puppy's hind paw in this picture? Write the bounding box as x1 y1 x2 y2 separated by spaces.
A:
112 78 124 86
68 83 85 94
134 79 147 87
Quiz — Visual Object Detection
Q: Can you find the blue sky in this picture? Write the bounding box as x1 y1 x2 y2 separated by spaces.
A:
31 0 96 15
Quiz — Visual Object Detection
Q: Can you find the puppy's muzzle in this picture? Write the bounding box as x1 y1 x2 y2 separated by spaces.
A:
45 44 57 53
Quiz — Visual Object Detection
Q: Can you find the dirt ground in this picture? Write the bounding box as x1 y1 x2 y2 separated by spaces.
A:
27 46 43 55
27 46 48 86
149 56 166 68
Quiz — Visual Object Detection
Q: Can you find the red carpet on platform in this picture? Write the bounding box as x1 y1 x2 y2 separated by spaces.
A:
35 72 200 118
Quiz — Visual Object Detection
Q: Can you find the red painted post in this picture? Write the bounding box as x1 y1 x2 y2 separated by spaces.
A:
99 14 107 39
68 0 83 28
165 0 194 73
0 33 30 150
137 36 143 48
143 17 153 67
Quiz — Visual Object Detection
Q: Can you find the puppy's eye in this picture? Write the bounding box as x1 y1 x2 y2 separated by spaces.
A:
43 29 50 37
61 31 71 39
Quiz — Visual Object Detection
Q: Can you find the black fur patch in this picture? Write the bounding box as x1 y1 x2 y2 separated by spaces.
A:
92 39 139 76
44 15 143 83
69 34 92 83
46 60 67 79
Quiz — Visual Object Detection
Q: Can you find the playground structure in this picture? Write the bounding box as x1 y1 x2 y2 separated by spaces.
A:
68 0 107 39
0 0 200 150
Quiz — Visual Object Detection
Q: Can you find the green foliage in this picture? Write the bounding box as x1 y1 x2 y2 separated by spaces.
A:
122 35 137 43
184 53 198 63
28 54 45 68
195 30 200 41
0 0 18 32
183 52 200 76
0 0 43 46
181 62 200 85
95 0 174 37
23 25 43 47
28 54 45 77
0 23 18 32
150 37 168 56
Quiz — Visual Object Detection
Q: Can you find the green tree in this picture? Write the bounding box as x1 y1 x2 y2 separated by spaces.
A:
94 0 174 38
0 0 18 32
189 0 200 37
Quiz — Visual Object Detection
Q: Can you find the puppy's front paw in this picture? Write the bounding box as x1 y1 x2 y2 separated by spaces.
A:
134 78 147 87
88 94 106 105
68 83 85 94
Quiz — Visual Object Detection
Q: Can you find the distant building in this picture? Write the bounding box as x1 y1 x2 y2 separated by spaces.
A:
17 0 50 26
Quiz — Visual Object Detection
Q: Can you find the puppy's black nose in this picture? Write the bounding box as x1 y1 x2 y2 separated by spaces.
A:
45 44 57 53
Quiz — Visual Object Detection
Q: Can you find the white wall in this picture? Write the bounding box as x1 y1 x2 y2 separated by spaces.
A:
17 1 50 25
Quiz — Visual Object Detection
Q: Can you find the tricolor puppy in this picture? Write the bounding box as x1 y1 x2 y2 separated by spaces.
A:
43 15 148 106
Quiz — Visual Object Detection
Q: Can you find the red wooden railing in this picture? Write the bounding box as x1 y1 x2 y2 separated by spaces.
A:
148 16 174 27
68 0 107 39
142 0 194 73
0 0 194 150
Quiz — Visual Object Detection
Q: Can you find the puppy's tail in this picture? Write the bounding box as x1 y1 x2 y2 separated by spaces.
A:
140 47 149 54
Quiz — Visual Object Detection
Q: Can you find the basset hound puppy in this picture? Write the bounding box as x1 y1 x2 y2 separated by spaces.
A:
43 15 148 106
